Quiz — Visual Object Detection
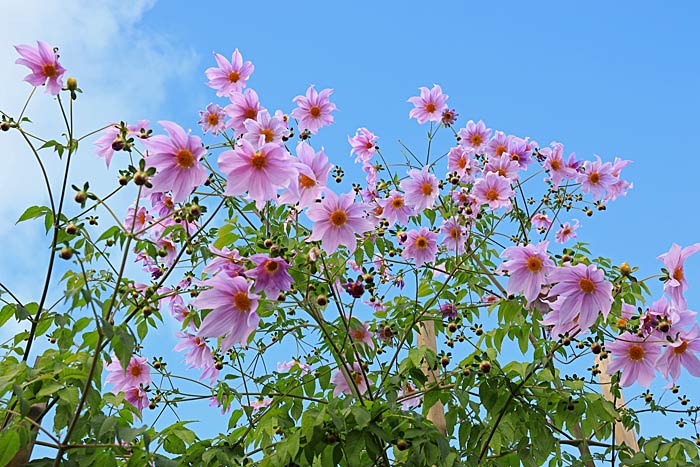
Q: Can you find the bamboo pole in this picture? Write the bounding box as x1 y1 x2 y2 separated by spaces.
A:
418 321 447 435
596 355 640 452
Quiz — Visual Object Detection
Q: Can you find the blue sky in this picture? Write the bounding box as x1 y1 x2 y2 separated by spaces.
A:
2 0 700 458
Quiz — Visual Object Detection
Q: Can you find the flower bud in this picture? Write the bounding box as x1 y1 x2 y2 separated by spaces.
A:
66 77 78 91
479 360 491 373
133 171 148 186
65 224 77 235
59 247 73 260
620 262 631 276
0 122 10 132
316 295 328 307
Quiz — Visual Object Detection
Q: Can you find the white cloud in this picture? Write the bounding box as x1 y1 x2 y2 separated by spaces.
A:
0 0 198 337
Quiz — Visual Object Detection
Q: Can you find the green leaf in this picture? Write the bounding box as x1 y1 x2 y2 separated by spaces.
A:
0 304 14 327
164 434 186 454
113 325 135 371
16 205 50 224
0 430 20 467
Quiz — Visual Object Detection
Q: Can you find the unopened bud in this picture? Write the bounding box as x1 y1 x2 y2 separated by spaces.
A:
620 262 631 276
66 77 78 91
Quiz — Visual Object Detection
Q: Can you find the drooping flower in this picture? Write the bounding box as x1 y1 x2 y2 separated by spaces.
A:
498 241 555 303
278 142 331 209
246 254 293 299
94 125 121 168
198 103 227 135
277 360 314 375
124 387 149 412
306 191 372 254
547 264 613 331
606 332 662 387
440 217 469 255
247 398 273 412
605 157 633 201
402 227 438 267
440 303 459 320
555 220 580 244
343 279 365 298
657 243 700 309
331 362 368 396
407 85 448 124
173 332 219 384
349 321 374 349
291 85 336 134
541 142 576 188
203 246 245 276
218 140 296 208
376 191 413 226
194 275 261 351
143 121 208 203
473 172 514 210
205 50 254 97
225 89 264 133
458 120 491 153
243 109 288 147
105 355 152 394
348 128 378 163
398 382 423 409
532 212 552 230
400 167 439 212
656 326 700 381
578 156 616 200
14 41 66 95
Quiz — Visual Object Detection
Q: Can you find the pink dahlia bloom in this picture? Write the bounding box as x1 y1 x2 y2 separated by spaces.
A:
486 131 512 158
348 128 378 163
14 41 66 95
532 213 552 229
555 220 580 244
376 191 413 226
94 125 120 168
124 386 149 412
541 142 576 188
447 147 476 182
484 154 521 181
218 140 296 208
540 300 583 339
105 354 152 394
194 275 261 351
498 241 555 304
203 245 245 276
198 103 227 135
143 121 208 203
458 120 491 153
640 296 697 336
278 142 331 209
306 191 372 254
402 227 438 267
605 157 633 201
331 361 368 396
578 156 616 200
506 137 532 169
246 254 293 298
399 382 422 410
547 264 613 331
248 398 273 412
243 109 288 147
277 360 313 375
440 217 468 255
174 332 219 384
225 89 264 133
123 204 152 234
656 326 700 381
606 332 662 387
473 172 514 211
407 85 448 124
291 85 336 134
205 50 254 97
657 243 700 309
350 321 374 349
401 167 439 212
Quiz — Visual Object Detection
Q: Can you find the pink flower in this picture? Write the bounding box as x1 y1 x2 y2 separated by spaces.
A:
218 140 296 208
203 246 245 276
486 131 512 158
440 217 468 255
555 220 580 244
532 213 552 230
123 204 152 234
440 303 459 320
246 254 293 299
606 332 662 387
483 154 520 181
606 157 633 201
94 126 120 168
447 147 476 182
541 142 576 188
349 321 374 349
657 243 700 309
277 360 313 375
243 109 288 147
578 156 616 200
400 167 439 212
124 387 149 413
205 50 254 97
225 89 264 133
547 264 613 331
174 332 219 384
458 120 491 153
656 326 700 381
14 41 66 95
348 128 378 162
198 103 227 135
473 173 514 210
331 362 368 396
402 227 438 267
278 142 331 209
143 121 208 203
306 191 372 255
194 275 261 351
506 137 532 169
376 191 413 227
407 85 448 124
291 85 336 134
398 382 422 410
498 241 555 303
105 355 152 394
247 398 273 412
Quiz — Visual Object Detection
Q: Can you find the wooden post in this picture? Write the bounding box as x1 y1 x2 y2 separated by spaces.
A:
418 320 446 435
596 355 639 452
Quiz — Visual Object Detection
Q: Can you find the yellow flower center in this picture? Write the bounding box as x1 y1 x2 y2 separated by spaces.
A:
391 197 404 209
450 227 461 239
495 145 507 156
458 156 467 169
207 113 219 126
330 209 347 227
298 173 316 189
420 182 433 196
627 344 645 361
485 188 499 201
550 159 561 171
673 341 689 355
129 365 142 378
263 260 279 273
233 291 251 311
42 63 58 78
251 151 267 170
415 236 428 249
245 108 258 120
589 172 600 184
309 106 322 117
527 256 543 272
425 102 436 113
176 149 195 169
260 128 275 142
470 134 483 146
228 71 240 83
673 267 684 281
578 278 596 294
